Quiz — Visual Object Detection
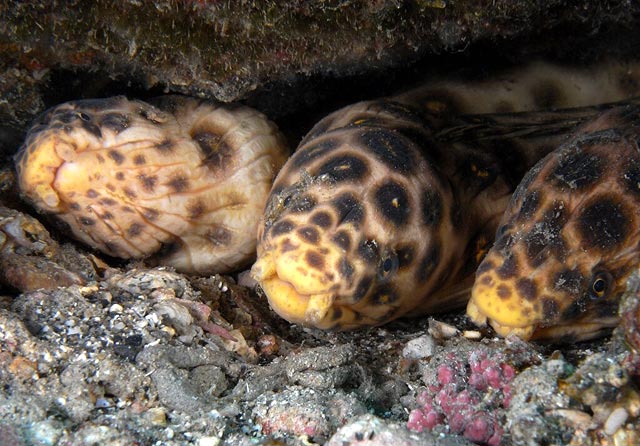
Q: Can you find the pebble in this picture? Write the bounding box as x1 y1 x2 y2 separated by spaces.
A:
197 437 221 446
402 335 436 360
604 407 629 436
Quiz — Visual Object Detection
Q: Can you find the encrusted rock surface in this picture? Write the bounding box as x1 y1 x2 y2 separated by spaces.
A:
1 262 639 445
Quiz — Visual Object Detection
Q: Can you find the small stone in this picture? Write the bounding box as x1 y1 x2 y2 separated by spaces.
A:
604 407 629 436
427 318 459 339
197 437 221 446
402 334 436 360
109 304 123 313
257 334 279 356
463 330 482 339
146 407 167 426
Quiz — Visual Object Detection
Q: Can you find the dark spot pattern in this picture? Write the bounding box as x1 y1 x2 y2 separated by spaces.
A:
359 129 416 173
108 150 125 165
155 139 174 152
167 174 189 193
332 231 351 251
396 245 415 270
123 187 137 199
316 155 368 182
133 154 146 165
497 284 511 300
81 121 103 138
338 258 354 280
416 242 440 283
86 189 98 198
79 217 95 226
523 201 567 267
103 242 119 254
550 269 585 296
311 211 333 229
115 172 125 181
137 174 157 192
357 240 378 265
332 193 364 226
127 223 143 237
187 200 206 219
476 260 495 275
496 254 518 279
56 111 78 124
306 250 325 270
100 113 130 133
280 238 298 253
298 226 320 244
142 208 159 221
577 197 629 250
421 189 443 228
374 181 410 226
292 139 338 168
353 276 373 301
194 131 234 170
516 278 538 302
549 149 603 190
271 220 295 237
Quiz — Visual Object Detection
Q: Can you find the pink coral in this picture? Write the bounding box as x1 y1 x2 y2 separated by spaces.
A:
407 350 516 446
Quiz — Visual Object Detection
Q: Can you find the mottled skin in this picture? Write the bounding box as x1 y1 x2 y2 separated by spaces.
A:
468 105 640 341
15 95 289 274
252 60 640 333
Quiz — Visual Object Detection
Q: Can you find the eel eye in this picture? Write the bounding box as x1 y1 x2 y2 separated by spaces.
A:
378 250 399 282
589 271 611 299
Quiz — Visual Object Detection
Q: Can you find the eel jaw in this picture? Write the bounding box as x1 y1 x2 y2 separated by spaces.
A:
466 293 536 341
251 255 336 328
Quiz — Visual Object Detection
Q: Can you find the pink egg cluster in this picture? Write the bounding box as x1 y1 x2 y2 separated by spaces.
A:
407 350 516 446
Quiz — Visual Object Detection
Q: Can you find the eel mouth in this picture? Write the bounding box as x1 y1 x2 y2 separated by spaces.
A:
466 269 541 340
467 295 619 342
251 254 336 328
466 298 536 340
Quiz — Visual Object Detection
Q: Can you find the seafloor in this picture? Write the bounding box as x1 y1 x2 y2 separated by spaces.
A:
1 1 640 445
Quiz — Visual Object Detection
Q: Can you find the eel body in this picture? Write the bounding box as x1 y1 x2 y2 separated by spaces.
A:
252 60 640 337
14 95 289 274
